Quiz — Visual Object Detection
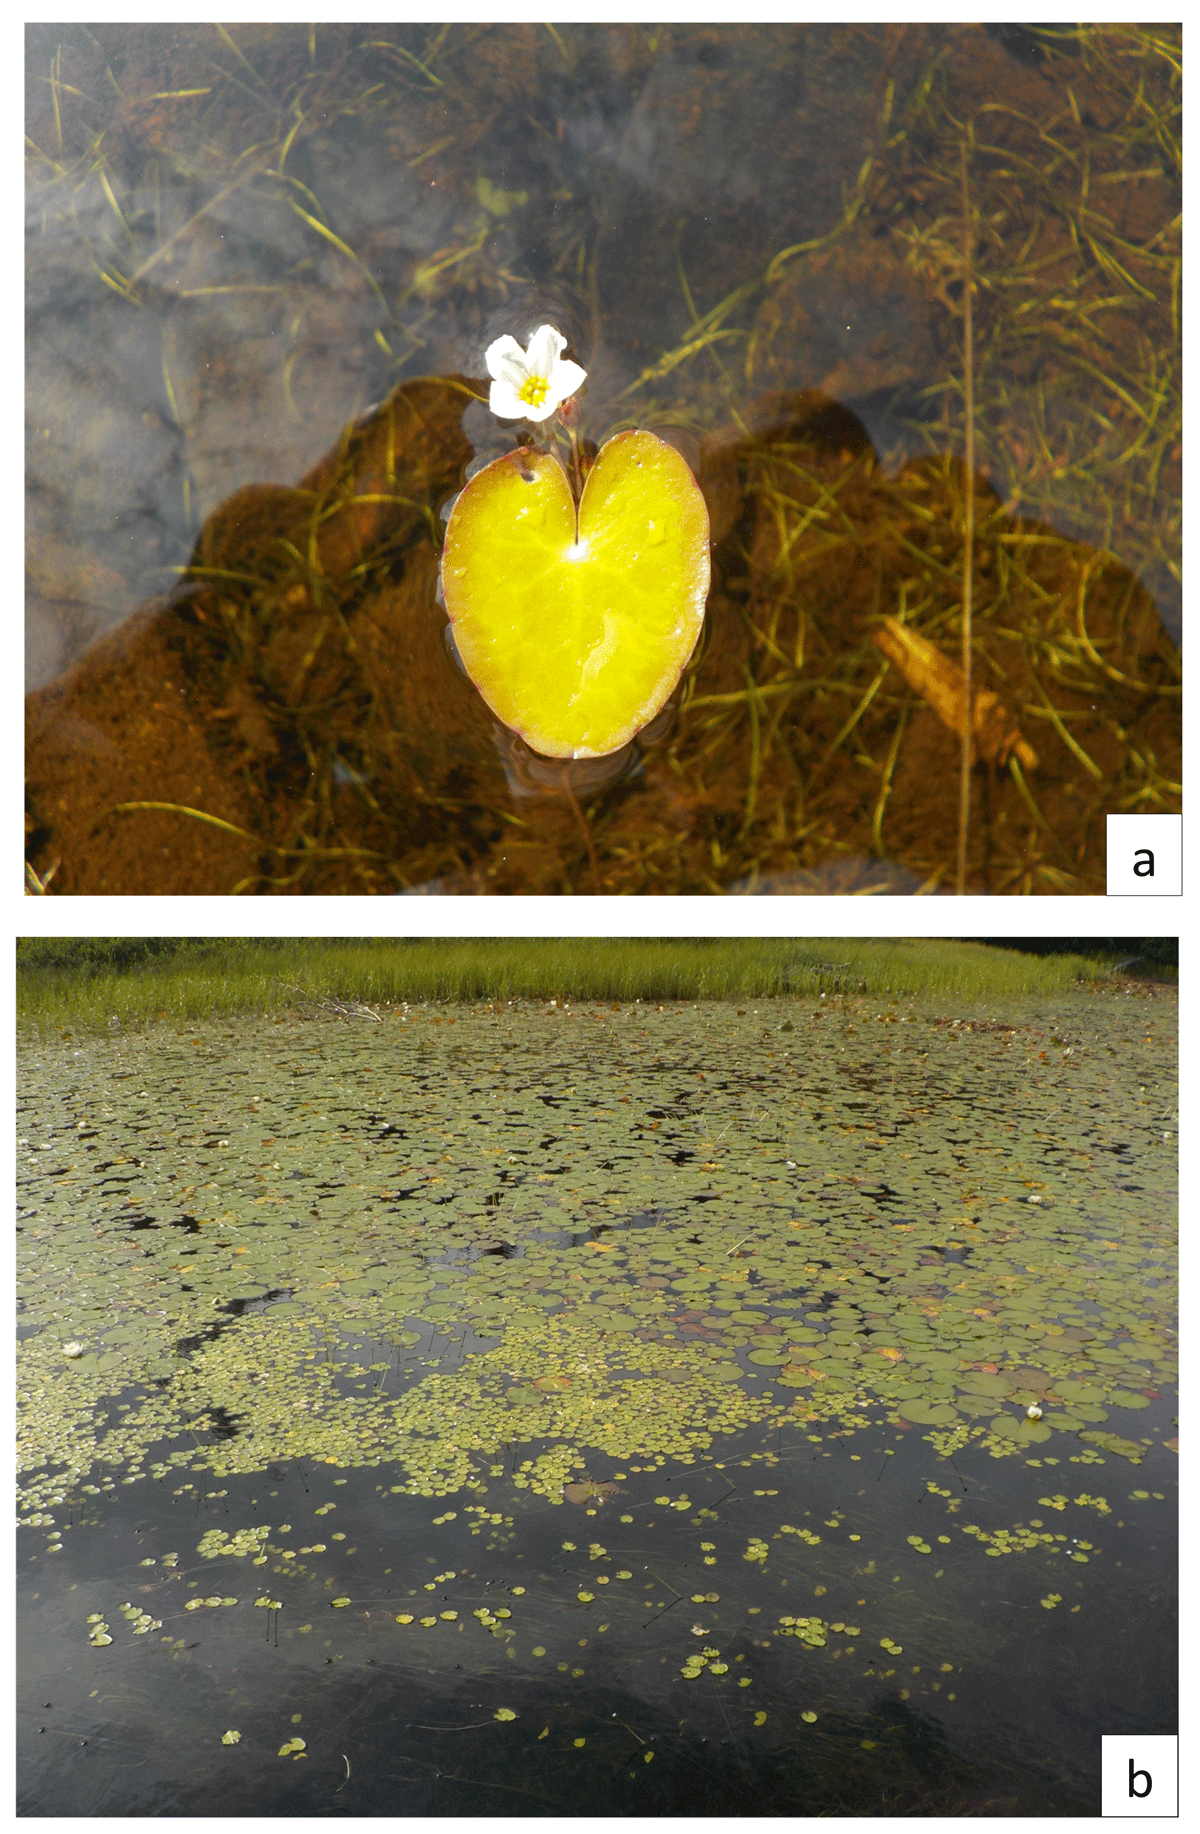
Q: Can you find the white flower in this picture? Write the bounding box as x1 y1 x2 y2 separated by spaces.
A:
1025 1403 1043 1420
63 1342 84 1358
484 323 586 423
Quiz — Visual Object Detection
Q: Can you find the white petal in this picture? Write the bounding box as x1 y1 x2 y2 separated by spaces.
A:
525 323 567 378
485 334 527 382
550 358 588 403
488 377 529 420
518 394 559 423
493 350 533 394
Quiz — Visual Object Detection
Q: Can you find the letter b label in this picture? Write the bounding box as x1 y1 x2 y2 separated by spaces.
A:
1102 1736 1177 1816
1129 1760 1152 1799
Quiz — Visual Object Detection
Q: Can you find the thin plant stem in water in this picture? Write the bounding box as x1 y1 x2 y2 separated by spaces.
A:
564 780 600 877
957 137 976 896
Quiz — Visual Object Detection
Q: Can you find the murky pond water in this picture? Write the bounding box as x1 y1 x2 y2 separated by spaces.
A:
25 23 1179 893
18 991 1176 1812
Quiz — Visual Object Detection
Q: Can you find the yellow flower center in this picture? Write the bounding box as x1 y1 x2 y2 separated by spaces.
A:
518 374 550 408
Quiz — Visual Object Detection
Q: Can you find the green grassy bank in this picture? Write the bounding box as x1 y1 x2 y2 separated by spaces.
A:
15 936 1133 1036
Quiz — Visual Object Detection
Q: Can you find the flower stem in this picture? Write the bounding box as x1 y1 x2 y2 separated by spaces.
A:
568 426 584 502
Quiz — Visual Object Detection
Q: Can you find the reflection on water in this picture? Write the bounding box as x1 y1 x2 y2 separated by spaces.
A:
25 24 1180 892
17 993 1177 1812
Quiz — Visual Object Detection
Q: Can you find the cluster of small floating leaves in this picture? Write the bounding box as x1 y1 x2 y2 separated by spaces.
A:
774 1614 856 1648
960 1520 1095 1562
198 1525 269 1559
17 998 1174 1518
86 1603 162 1643
779 1523 822 1546
682 1645 726 1679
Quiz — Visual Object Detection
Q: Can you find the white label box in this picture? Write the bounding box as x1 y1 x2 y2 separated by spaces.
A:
1102 1735 1178 1816
1106 814 1182 895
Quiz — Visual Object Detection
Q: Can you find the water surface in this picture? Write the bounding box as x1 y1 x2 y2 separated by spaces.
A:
18 989 1177 1811
25 24 1180 893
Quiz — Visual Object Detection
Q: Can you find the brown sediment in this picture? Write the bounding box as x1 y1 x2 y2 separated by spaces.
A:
25 602 265 896
27 377 489 894
26 378 1179 895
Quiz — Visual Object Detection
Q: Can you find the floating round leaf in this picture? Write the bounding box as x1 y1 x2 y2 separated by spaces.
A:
957 1371 1013 1398
564 1480 620 1505
896 1399 960 1425
441 433 710 759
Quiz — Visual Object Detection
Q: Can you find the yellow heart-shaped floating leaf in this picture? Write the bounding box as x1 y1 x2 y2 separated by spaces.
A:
441 429 710 758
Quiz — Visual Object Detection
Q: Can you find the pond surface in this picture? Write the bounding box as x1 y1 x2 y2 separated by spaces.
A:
18 990 1177 1813
25 23 1179 893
